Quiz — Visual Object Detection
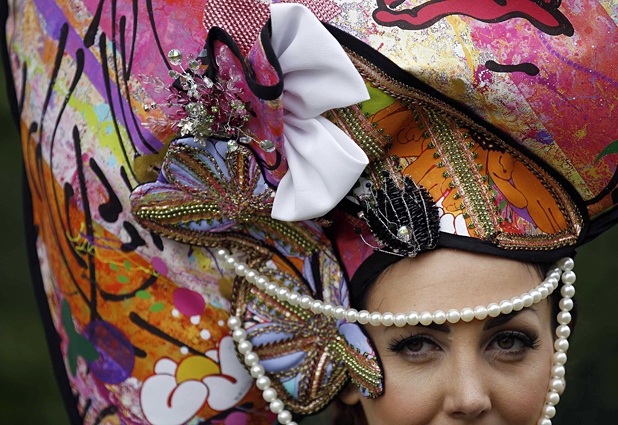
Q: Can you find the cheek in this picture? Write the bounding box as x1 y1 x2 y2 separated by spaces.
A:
359 357 443 425
489 344 554 424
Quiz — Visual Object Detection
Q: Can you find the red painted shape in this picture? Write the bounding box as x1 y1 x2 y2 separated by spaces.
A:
374 0 573 36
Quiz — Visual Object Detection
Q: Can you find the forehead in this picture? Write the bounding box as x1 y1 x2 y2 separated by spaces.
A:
366 249 542 313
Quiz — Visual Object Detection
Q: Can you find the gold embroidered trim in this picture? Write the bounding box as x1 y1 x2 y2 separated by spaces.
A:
344 48 583 250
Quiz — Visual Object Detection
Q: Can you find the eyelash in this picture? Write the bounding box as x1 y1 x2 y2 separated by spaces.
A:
388 330 540 360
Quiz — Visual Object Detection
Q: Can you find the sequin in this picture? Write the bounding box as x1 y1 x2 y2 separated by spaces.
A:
168 49 183 66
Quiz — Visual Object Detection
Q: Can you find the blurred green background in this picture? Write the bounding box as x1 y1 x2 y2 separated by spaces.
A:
0 65 617 424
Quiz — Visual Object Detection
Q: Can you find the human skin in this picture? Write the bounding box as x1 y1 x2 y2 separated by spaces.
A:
340 248 555 424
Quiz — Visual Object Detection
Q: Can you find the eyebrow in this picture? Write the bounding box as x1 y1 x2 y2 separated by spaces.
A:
482 308 533 331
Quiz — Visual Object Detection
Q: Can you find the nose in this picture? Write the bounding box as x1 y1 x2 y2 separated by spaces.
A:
442 357 492 419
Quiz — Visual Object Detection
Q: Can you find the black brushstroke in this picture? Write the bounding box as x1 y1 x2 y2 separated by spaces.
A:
150 231 164 251
63 183 88 269
89 158 123 223
120 221 146 252
120 165 133 191
485 60 540 76
586 166 618 205
99 33 138 180
25 122 40 200
129 312 205 356
84 0 105 48
310 252 324 301
99 275 157 301
93 406 119 425
80 398 93 421
73 126 99 323
39 23 68 141
17 61 26 118
146 0 171 69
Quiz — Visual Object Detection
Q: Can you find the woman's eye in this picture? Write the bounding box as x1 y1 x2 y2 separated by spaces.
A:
494 335 523 350
488 331 539 357
389 335 441 358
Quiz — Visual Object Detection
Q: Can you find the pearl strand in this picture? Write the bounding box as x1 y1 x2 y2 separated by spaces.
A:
226 314 297 425
216 248 574 424
215 248 560 327
537 256 575 425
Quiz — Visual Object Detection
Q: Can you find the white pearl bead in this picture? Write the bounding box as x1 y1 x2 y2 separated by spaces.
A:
358 310 370 324
322 303 334 317
278 410 293 424
461 308 475 322
232 328 247 342
542 404 556 419
369 312 382 326
287 292 300 306
521 293 534 308
537 418 552 425
530 289 542 303
406 312 419 326
547 277 559 290
245 270 258 283
559 298 573 311
554 338 569 352
224 256 237 270
381 312 394 326
473 306 487 321
419 311 433 326
266 283 278 296
245 352 259 366
546 391 560 406
334 306 346 320
544 282 554 294
551 365 565 378
561 270 576 285
447 309 462 323
250 364 265 378
270 399 284 414
487 303 501 318
227 316 241 330
561 285 575 298
310 300 323 314
345 309 358 323
549 378 564 393
558 311 572 325
538 286 549 299
394 313 407 327
500 300 513 315
215 248 228 260
238 340 253 354
558 257 574 271
234 262 248 276
548 271 561 281
556 325 571 339
432 310 446 325
262 387 277 402
553 352 567 366
276 287 290 301
299 295 312 309
511 297 524 312
289 422 298 425
256 375 271 390
256 276 268 290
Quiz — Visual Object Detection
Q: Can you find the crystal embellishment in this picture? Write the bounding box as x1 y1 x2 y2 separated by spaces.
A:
397 226 412 242
168 49 183 66
259 139 276 153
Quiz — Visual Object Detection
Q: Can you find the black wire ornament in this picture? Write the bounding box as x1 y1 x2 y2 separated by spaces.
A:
356 172 440 257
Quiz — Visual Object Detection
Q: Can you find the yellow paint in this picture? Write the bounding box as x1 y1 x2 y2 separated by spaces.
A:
176 356 220 384
575 126 588 140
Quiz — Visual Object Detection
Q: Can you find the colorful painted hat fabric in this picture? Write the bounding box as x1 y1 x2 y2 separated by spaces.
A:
4 1 618 425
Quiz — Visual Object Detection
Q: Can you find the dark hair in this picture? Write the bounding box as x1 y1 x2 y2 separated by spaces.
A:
332 257 578 425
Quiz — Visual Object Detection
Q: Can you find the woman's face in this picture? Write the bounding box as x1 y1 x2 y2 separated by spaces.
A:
341 249 555 425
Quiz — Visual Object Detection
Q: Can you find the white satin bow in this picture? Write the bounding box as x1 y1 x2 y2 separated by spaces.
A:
269 4 370 222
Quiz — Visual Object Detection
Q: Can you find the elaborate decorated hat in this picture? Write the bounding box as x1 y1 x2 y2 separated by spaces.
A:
6 0 618 424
